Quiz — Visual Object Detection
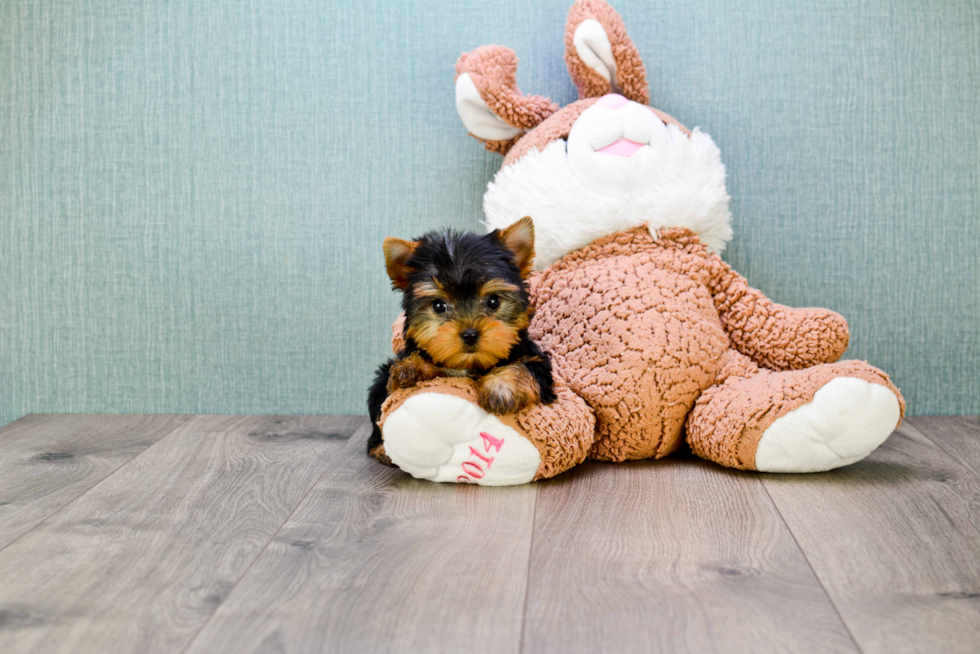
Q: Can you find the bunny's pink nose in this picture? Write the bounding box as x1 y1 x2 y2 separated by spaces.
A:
598 93 629 109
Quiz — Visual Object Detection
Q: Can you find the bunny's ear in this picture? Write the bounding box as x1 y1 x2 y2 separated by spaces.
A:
455 46 559 155
564 0 649 104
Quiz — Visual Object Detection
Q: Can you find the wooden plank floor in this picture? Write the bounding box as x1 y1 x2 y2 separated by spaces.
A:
0 415 977 653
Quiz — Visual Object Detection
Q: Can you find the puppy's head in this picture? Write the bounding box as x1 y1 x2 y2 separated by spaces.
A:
383 217 536 370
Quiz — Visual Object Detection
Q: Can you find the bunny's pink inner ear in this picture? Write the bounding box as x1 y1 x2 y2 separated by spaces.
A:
564 0 650 104
455 45 559 155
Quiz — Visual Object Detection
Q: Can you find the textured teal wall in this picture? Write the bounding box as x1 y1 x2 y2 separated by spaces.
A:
1 0 978 427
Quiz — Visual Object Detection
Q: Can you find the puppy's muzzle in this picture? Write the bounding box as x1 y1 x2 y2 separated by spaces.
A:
460 329 480 346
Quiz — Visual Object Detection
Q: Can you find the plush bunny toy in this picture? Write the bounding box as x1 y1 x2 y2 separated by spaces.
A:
370 0 905 485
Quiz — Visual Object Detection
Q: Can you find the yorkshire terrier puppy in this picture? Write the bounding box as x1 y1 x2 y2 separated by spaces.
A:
367 216 555 459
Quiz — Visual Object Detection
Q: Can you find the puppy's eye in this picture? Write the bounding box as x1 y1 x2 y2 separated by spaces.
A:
432 300 448 314
486 294 500 311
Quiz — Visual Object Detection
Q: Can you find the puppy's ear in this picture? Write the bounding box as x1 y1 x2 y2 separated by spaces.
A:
496 216 535 278
383 237 419 290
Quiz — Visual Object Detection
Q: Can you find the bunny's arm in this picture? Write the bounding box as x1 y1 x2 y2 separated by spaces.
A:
706 254 850 371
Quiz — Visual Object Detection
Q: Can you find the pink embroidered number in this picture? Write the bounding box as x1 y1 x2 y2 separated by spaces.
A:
457 432 505 483
480 431 504 453
469 446 494 466
461 461 485 478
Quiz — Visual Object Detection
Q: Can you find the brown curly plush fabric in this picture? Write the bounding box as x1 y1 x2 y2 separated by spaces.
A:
376 226 905 476
707 261 851 370
455 45 560 155
391 313 406 354
501 99 690 169
530 226 893 462
686 352 905 469
530 227 729 461
564 0 650 104
455 0 688 163
378 376 595 481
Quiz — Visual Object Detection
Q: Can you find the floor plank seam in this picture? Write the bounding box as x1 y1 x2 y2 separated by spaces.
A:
911 418 980 484
517 485 539 654
5 416 975 652
177 420 372 654
756 472 865 654
0 416 191 556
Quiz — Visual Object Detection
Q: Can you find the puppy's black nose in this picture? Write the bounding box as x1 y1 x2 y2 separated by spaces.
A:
460 329 480 346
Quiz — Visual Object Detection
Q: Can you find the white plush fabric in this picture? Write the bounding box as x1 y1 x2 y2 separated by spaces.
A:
455 73 523 142
483 99 732 270
573 19 617 86
755 377 901 473
383 392 541 485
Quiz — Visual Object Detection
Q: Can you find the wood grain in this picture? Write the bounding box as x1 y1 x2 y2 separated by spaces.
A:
761 423 980 654
521 457 857 654
185 422 537 654
0 414 356 654
2 414 977 653
0 414 190 550
908 416 980 479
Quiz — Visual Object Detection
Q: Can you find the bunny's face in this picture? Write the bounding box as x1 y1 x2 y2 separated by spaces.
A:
567 93 680 199
455 0 733 270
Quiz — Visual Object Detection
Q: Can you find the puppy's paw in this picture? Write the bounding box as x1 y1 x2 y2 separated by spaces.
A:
477 365 539 415
387 361 419 392
387 354 439 392
478 385 527 415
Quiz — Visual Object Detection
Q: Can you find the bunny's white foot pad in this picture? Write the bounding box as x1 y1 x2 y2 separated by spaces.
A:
755 377 901 473
382 393 540 486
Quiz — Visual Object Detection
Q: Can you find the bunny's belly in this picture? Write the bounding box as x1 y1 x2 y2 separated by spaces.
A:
531 255 729 461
